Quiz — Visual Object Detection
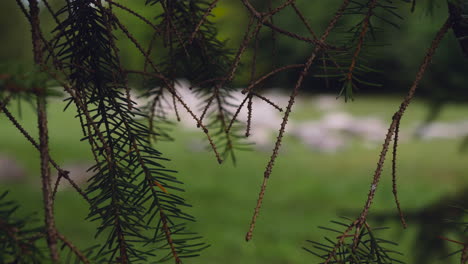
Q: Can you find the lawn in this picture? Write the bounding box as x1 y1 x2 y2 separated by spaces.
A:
0 95 467 264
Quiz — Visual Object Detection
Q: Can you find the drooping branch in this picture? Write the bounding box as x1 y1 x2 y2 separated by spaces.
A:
314 18 452 264
27 0 59 262
246 0 352 241
357 18 452 227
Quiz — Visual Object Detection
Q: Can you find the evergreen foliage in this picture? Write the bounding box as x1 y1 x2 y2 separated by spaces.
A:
0 0 467 263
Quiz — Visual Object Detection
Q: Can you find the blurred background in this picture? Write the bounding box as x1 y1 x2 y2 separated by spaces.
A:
1 0 467 263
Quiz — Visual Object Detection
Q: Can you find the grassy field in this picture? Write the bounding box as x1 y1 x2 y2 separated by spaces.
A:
1 96 467 264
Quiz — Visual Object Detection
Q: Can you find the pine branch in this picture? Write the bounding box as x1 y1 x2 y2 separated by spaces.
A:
246 0 352 241
357 18 452 228
49 1 207 262
0 191 45 264
28 0 60 261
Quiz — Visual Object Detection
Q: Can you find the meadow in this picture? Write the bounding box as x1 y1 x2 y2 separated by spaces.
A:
1 95 467 264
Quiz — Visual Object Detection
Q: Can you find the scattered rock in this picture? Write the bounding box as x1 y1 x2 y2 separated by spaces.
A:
0 154 27 182
131 83 468 153
291 121 347 153
415 121 468 139
313 95 343 112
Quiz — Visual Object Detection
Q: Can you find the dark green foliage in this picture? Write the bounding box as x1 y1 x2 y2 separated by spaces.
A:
143 0 248 163
448 0 468 57
318 0 409 101
0 191 44 264
304 218 404 264
49 0 207 262
369 191 468 263
3 0 467 263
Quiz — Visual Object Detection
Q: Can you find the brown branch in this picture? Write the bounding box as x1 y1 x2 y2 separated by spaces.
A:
291 2 319 40
198 14 257 128
462 243 467 264
241 0 331 47
252 93 283 112
27 0 59 261
267 0 278 67
104 0 163 35
0 103 90 205
121 116 183 264
226 94 249 133
356 18 452 228
172 88 181 122
246 95 253 137
224 16 261 85
188 0 220 44
345 0 378 83
57 233 90 264
391 119 407 228
199 94 215 124
112 15 222 163
439 236 466 246
316 20 453 262
323 219 360 264
125 70 169 83
246 0 352 242
242 64 304 94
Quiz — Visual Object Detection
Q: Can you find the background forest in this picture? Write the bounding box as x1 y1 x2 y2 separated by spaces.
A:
0 0 467 263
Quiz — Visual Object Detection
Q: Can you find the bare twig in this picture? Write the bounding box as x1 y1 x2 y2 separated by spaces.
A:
57 233 90 264
242 64 304 94
0 103 90 205
246 0 352 241
188 0 220 44
356 18 452 228
391 119 407 228
27 0 59 261
345 0 378 83
319 18 452 264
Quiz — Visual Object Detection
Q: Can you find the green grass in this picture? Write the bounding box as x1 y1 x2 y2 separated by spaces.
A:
1 96 467 264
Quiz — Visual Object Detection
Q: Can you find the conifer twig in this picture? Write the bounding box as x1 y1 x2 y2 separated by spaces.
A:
391 119 407 228
246 0 352 241
188 0 220 44
317 18 452 264
0 103 89 204
57 233 90 264
357 18 452 228
27 0 59 261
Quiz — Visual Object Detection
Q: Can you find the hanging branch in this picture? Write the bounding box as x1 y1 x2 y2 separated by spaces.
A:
342 0 379 101
0 191 44 263
56 233 92 264
357 18 452 228
246 0 352 241
109 5 223 162
0 102 89 204
311 18 452 264
304 219 404 263
144 0 250 163
188 0 221 44
27 0 59 261
391 119 407 228
318 0 406 100
48 1 207 262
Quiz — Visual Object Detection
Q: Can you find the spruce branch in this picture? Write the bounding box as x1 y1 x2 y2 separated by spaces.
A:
391 119 407 228
48 1 207 262
27 0 60 261
246 0 352 241
357 18 452 227
0 102 90 205
302 18 452 264
109 7 222 162
0 191 45 264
